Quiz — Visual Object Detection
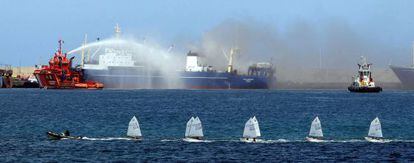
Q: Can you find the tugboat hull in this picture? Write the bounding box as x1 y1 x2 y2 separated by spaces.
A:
348 86 382 93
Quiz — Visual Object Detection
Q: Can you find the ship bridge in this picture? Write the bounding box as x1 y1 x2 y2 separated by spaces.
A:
248 62 274 78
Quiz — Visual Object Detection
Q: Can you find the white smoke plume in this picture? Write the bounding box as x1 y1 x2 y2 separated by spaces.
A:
180 18 399 83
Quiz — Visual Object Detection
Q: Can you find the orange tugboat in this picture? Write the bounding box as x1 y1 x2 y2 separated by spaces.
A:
34 40 103 89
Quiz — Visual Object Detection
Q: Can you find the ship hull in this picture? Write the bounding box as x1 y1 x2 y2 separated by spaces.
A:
348 86 382 93
83 68 274 89
181 71 271 89
83 67 169 89
390 65 414 89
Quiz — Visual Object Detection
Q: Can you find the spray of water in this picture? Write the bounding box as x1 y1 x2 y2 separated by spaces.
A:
68 37 184 89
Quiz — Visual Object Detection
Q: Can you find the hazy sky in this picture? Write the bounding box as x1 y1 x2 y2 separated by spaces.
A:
1 0 414 66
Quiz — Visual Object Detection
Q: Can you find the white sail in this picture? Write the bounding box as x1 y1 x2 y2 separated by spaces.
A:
368 117 383 138
243 118 254 138
185 117 195 137
252 116 261 137
185 117 203 138
243 116 261 138
127 116 142 138
309 116 323 138
192 117 204 137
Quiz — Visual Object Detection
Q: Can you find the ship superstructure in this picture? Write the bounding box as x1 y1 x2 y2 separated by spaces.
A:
81 24 169 89
82 47 166 88
180 50 274 89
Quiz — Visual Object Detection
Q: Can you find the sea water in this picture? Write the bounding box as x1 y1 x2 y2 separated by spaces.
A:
1 89 414 161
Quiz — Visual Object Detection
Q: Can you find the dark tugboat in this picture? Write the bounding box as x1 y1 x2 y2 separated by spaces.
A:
348 56 382 93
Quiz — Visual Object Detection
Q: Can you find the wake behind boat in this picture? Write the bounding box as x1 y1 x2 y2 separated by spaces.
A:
127 116 142 140
183 116 204 142
47 130 82 140
240 116 262 143
364 117 390 143
306 116 324 142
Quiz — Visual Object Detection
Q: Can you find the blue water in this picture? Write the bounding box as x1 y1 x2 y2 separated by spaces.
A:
1 89 414 161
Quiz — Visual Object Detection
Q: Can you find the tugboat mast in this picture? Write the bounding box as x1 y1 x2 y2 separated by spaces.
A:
58 40 63 54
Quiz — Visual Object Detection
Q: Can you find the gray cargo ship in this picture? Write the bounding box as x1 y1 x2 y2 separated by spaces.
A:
390 43 414 89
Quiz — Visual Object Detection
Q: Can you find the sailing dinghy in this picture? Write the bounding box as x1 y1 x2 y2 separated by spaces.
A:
183 116 204 142
240 116 262 143
306 116 324 142
365 117 389 143
127 116 142 140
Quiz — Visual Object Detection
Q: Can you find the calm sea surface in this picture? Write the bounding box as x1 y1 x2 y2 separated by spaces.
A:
1 89 414 162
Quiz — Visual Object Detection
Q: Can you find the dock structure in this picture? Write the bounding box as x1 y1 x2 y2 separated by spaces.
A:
0 64 13 88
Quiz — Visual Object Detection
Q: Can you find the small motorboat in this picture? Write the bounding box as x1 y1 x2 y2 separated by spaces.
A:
348 56 382 93
47 130 82 140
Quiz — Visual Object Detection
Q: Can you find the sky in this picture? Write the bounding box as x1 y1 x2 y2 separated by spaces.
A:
1 0 414 67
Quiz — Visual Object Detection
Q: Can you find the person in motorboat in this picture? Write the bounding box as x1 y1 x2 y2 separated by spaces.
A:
63 130 70 136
